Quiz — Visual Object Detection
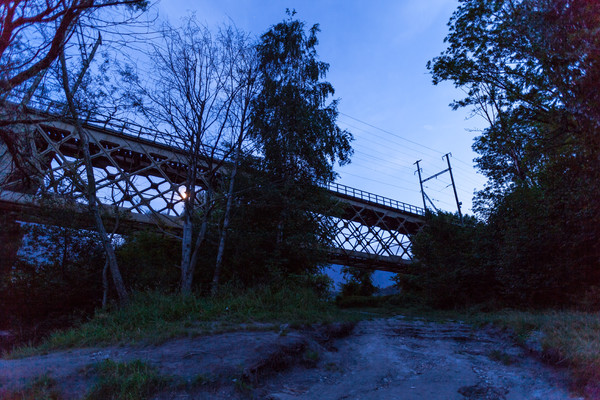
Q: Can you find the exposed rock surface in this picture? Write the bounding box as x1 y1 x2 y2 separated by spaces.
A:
258 317 579 400
0 318 582 399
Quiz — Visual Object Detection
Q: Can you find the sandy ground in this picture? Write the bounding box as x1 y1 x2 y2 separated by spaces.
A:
0 317 584 399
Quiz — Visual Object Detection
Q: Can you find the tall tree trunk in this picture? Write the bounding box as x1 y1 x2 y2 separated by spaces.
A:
180 198 194 295
184 188 213 292
180 176 214 295
211 144 241 296
102 259 109 308
59 47 129 304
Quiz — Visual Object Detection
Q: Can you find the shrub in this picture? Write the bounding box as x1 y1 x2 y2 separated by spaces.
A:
336 295 383 308
340 267 376 297
117 232 180 292
400 212 498 309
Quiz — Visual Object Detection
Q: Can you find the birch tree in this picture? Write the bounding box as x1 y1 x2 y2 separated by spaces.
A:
144 19 257 294
211 32 260 295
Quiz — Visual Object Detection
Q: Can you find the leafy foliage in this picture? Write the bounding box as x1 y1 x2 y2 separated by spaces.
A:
0 222 105 346
340 267 377 297
401 212 497 309
214 12 354 286
0 214 22 284
117 232 181 292
252 11 353 183
221 162 335 286
427 0 600 307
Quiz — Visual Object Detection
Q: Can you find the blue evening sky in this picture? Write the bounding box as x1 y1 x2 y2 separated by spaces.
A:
158 0 488 215
157 1 489 287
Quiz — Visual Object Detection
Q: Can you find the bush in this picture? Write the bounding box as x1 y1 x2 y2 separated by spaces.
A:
0 223 105 347
117 231 181 292
401 212 497 309
485 185 599 307
335 295 381 308
285 273 334 299
405 192 600 310
340 267 376 297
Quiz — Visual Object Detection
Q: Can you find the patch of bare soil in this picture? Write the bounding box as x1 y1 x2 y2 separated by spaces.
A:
0 318 584 399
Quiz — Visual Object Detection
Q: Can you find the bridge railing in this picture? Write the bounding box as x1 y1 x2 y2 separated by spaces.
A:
325 182 425 216
11 95 224 155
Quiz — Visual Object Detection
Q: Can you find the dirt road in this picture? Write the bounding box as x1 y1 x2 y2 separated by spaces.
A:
0 317 583 399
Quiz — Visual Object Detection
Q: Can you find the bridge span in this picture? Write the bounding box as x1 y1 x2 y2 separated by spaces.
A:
0 113 425 272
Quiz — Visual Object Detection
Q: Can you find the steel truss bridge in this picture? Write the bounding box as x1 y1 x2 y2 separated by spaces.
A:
0 113 425 273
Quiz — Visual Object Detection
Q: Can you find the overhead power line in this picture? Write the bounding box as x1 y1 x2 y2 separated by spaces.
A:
338 111 479 172
339 171 421 194
340 112 448 156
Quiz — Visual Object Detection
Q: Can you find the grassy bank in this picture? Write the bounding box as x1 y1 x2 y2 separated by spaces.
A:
9 287 361 358
3 360 171 400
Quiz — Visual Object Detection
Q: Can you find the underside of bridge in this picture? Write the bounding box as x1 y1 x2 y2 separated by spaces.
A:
0 114 426 272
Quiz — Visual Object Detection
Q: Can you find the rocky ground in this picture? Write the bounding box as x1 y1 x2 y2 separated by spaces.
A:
0 317 584 399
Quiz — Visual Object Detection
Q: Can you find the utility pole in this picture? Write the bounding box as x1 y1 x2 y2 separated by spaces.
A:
414 160 427 211
414 153 464 225
443 153 463 225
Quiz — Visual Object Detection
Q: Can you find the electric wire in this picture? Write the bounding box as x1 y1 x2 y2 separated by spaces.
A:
336 112 487 212
337 116 485 187
349 146 483 196
338 113 484 178
338 171 421 194
342 160 422 189
339 112 445 155
351 143 483 188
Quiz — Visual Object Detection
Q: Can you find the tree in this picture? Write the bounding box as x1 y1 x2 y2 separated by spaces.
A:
0 0 148 100
429 0 600 199
340 267 377 297
404 212 497 308
0 204 105 339
9 2 154 305
253 12 352 184
142 19 258 294
57 35 130 303
428 0 600 307
0 0 150 198
248 12 353 278
211 35 260 295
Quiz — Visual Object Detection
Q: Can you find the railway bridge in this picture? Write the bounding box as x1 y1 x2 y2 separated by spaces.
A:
0 111 425 272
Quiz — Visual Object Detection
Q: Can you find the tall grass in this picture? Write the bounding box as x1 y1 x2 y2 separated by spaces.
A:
10 286 356 357
85 360 168 400
0 375 60 400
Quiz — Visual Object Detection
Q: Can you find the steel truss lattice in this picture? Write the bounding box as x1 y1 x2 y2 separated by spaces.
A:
1 117 426 271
